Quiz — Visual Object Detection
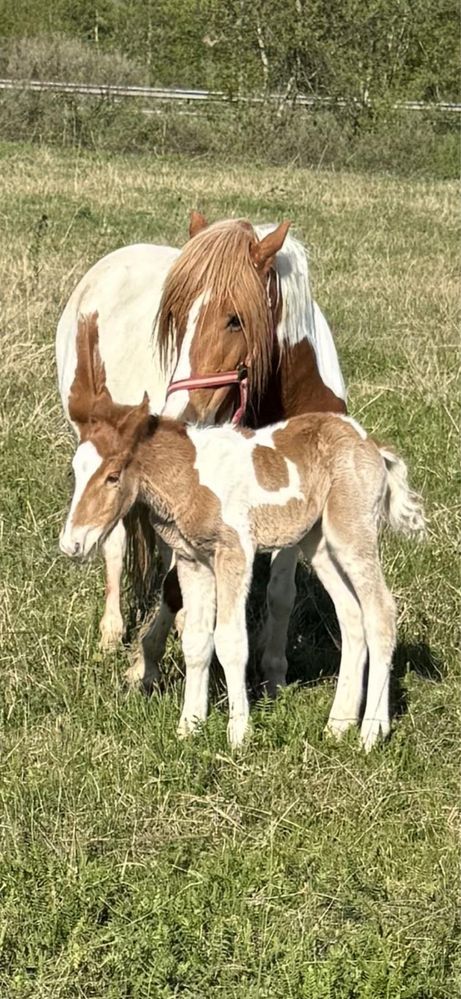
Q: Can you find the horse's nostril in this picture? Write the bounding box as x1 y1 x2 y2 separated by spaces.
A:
73 541 81 555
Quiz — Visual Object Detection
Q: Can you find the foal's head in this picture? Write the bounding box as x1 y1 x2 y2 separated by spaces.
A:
60 314 151 558
159 212 290 423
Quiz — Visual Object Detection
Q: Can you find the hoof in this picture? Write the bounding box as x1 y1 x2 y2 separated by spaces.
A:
227 714 250 749
124 647 159 694
99 613 124 650
324 716 357 741
360 717 390 753
260 653 288 699
177 714 203 739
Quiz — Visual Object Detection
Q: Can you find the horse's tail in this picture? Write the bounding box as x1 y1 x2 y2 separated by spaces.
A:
379 447 426 537
124 503 159 628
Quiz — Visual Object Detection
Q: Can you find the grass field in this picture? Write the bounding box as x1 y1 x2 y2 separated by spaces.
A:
0 141 459 998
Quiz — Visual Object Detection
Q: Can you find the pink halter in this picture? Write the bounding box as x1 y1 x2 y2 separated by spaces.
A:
166 365 249 426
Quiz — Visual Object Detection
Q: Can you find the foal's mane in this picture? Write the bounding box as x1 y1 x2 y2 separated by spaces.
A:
157 219 272 395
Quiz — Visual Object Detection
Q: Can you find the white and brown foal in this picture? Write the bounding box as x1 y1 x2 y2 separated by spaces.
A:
56 214 346 695
60 316 425 750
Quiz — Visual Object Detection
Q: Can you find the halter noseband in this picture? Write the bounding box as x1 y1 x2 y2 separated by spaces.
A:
166 364 249 427
165 269 279 426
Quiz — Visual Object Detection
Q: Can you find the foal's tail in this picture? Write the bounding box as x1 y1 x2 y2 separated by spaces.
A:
124 502 159 629
379 447 426 537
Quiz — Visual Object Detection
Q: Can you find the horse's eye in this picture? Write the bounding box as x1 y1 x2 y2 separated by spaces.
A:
227 315 241 331
106 472 120 486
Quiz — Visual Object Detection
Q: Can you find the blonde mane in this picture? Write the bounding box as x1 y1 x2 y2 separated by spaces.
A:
157 219 272 396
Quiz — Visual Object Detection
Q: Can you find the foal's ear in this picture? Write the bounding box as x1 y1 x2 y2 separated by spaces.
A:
189 210 208 239
250 221 292 273
117 392 151 447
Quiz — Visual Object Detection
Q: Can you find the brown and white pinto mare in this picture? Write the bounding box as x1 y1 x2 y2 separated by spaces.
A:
56 213 346 693
60 316 425 749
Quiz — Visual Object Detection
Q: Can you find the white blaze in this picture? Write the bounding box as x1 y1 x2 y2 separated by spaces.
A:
60 441 102 552
161 291 209 419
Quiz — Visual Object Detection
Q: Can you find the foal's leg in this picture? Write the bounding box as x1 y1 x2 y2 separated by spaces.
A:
99 519 126 648
260 547 298 696
213 547 253 748
176 557 216 737
301 525 367 738
323 505 396 751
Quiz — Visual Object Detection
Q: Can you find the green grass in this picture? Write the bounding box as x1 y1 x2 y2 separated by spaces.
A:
0 141 459 998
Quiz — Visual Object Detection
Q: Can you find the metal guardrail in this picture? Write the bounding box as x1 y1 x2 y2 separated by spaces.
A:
0 78 459 112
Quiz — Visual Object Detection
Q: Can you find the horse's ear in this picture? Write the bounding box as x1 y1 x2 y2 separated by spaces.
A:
250 221 292 273
69 312 112 424
189 210 208 239
116 392 151 448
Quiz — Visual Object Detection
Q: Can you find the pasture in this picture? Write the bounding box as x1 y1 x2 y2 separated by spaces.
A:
0 140 459 998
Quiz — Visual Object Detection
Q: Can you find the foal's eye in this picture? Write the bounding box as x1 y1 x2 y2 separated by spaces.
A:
106 472 120 486
227 315 241 331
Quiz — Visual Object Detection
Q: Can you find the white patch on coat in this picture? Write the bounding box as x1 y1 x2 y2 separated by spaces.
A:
162 291 210 419
337 415 367 439
187 421 302 551
255 224 346 402
60 441 102 550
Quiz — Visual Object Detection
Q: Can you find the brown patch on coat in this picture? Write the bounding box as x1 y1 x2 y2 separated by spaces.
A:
252 444 289 490
280 340 346 416
248 413 373 550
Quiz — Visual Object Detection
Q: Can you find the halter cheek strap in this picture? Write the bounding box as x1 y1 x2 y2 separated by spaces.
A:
165 269 279 426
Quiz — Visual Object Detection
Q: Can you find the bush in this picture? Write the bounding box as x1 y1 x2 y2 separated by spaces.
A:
0 33 147 85
0 87 457 180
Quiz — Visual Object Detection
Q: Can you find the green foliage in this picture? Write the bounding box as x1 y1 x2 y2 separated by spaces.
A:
0 90 457 179
0 141 460 997
0 0 458 100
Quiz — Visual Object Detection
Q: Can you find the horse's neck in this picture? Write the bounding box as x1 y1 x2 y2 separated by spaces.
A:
136 421 196 520
251 336 346 426
280 338 346 416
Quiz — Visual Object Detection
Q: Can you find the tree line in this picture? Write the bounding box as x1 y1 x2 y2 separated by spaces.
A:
0 0 458 107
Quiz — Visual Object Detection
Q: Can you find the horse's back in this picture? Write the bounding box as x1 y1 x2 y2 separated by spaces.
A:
56 243 180 423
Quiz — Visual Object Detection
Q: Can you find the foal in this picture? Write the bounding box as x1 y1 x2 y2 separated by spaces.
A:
60 317 425 751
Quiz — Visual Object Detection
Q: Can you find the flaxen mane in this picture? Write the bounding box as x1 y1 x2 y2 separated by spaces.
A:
157 220 273 396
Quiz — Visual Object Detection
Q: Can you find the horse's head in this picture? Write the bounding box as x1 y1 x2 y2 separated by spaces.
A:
60 313 151 559
159 213 290 424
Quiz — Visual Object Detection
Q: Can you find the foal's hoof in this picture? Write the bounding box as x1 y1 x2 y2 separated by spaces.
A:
177 714 202 739
324 716 356 741
227 715 250 749
360 717 390 753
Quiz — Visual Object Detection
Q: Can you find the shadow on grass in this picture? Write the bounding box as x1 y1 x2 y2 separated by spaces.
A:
247 556 444 717
125 552 444 719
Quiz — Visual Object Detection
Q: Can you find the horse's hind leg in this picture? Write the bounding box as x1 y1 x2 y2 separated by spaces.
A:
100 519 126 648
259 547 298 696
301 524 367 739
125 548 178 692
322 498 396 751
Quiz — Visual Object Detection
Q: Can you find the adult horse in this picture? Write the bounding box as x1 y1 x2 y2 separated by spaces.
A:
57 213 347 703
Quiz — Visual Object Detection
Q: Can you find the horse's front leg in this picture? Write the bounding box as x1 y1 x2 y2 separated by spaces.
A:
213 546 253 747
259 547 298 696
99 520 126 648
176 557 217 737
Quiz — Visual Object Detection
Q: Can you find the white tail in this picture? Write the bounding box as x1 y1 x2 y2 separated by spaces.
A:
379 448 426 537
